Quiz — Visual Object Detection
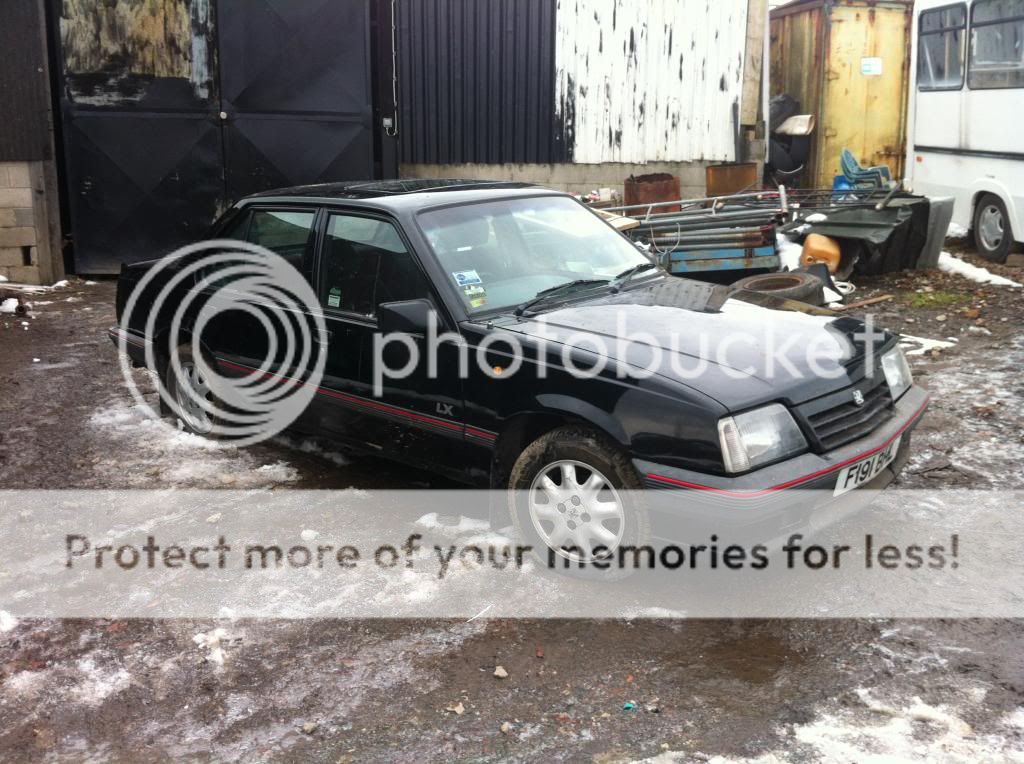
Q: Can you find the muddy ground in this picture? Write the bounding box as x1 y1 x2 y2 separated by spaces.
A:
0 248 1022 762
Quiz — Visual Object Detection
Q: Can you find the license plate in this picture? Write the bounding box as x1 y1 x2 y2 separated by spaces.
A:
833 436 901 496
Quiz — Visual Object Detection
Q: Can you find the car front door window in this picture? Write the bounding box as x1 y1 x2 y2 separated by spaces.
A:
320 213 429 316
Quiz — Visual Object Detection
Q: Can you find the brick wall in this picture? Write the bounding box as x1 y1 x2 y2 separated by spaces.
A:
0 161 61 285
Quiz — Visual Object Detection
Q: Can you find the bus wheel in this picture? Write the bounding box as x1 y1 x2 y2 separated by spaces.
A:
973 194 1014 263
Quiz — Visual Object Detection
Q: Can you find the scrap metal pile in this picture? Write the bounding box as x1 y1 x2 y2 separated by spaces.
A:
599 186 947 308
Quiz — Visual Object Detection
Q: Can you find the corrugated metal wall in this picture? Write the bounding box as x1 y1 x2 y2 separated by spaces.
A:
555 0 749 164
0 0 52 160
396 0 567 165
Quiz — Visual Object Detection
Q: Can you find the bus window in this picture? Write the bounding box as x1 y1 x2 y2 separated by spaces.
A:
919 4 968 90
969 0 1024 88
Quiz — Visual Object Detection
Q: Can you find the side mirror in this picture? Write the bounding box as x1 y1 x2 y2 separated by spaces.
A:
377 299 436 336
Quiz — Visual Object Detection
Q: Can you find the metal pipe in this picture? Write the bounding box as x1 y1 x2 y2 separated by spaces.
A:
649 240 771 252
634 213 778 229
640 224 773 238
602 190 787 214
647 232 771 246
875 184 900 211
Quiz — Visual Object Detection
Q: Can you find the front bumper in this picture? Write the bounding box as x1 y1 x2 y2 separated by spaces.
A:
634 385 929 541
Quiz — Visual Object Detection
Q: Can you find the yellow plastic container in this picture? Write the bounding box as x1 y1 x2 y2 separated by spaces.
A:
801 233 842 273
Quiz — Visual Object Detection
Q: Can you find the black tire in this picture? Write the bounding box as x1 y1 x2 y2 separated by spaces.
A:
972 193 1015 264
163 343 222 439
507 426 650 579
732 271 824 305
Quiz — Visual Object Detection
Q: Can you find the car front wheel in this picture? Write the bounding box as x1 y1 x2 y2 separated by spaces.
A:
508 426 650 577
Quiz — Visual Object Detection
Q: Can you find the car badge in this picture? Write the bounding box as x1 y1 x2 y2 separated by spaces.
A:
852 389 865 406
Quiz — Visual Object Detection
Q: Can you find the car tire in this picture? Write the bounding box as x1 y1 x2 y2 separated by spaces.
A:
164 342 222 439
507 425 650 579
972 193 1015 264
731 271 825 305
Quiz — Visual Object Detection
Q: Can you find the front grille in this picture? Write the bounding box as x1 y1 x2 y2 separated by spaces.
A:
800 375 894 452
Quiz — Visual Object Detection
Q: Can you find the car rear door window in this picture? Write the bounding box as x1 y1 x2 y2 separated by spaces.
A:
247 209 317 275
320 214 429 316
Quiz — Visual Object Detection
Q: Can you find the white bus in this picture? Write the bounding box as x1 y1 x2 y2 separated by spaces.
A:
908 0 1024 262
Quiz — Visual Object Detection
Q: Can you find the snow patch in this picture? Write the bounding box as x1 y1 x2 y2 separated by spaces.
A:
193 628 231 666
273 435 350 466
946 222 969 239
72 658 131 705
88 401 301 487
938 252 1021 287
899 334 958 357
0 610 18 632
644 696 1024 763
415 512 491 535
1009 708 1024 729
3 669 47 695
0 298 19 314
254 461 299 483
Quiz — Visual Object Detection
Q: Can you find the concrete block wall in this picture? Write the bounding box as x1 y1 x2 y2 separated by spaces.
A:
0 161 61 285
400 161 715 200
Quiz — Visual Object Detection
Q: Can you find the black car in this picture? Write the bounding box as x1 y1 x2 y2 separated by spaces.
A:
111 180 929 564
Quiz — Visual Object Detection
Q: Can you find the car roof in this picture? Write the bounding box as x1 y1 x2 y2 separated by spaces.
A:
238 179 567 212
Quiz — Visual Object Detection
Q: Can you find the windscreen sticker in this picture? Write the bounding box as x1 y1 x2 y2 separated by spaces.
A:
453 270 482 287
327 287 341 308
462 283 487 308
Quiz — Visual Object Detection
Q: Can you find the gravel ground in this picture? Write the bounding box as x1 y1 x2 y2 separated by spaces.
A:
0 250 1022 762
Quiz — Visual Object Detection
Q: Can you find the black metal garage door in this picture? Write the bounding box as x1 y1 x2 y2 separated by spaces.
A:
52 0 394 274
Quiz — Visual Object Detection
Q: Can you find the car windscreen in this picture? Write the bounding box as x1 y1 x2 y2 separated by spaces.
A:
418 196 653 314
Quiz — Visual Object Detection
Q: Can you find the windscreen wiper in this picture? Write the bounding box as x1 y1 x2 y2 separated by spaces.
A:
513 279 610 316
611 261 659 292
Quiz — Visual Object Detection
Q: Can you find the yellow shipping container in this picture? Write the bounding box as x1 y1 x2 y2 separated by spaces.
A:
770 0 912 188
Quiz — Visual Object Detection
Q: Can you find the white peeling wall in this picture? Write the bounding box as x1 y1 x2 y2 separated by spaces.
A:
556 0 749 164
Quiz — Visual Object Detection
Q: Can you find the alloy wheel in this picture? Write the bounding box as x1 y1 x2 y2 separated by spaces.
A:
173 360 214 434
528 460 625 562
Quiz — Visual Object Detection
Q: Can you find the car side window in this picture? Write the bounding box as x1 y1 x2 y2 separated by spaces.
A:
247 209 317 277
320 213 429 316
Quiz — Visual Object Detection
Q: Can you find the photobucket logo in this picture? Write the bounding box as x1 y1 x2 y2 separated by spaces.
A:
117 240 326 446
371 309 868 391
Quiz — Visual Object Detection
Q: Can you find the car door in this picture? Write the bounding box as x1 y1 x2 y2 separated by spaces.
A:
200 205 318 364
315 210 474 476
198 205 323 430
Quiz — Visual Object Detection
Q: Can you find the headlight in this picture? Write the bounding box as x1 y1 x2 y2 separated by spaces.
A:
717 403 808 473
881 347 912 400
